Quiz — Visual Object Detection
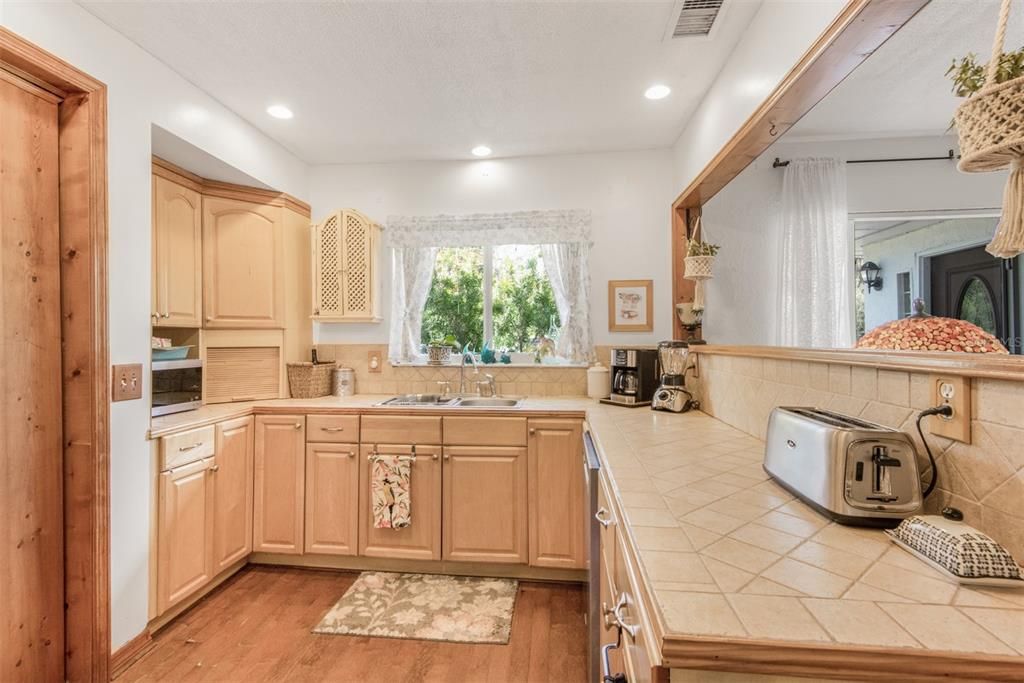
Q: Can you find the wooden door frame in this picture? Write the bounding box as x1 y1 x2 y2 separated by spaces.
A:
669 0 931 338
0 27 110 681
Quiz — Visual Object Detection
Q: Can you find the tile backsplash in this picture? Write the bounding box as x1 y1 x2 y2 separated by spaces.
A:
314 344 590 396
692 353 1024 562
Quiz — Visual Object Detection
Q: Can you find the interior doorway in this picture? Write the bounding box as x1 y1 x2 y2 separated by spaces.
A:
0 27 110 681
929 244 1020 354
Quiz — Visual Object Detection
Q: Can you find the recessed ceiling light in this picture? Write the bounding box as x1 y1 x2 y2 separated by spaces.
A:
471 145 492 157
644 84 671 100
266 104 294 120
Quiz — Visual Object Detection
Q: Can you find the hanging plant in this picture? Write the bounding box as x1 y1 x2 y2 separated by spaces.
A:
684 238 719 281
949 0 1024 257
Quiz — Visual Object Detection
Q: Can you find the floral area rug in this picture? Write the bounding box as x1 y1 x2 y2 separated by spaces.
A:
313 572 518 644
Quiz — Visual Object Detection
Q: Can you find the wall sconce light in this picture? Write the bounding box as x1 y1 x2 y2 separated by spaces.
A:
859 261 883 291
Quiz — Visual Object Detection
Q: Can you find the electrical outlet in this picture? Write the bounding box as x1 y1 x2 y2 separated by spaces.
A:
112 363 143 402
929 375 970 443
367 350 382 373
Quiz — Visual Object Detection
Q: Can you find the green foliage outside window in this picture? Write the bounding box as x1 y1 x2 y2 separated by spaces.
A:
420 245 561 355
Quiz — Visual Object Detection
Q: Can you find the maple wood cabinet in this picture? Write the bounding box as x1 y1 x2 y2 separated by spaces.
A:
442 446 528 564
358 444 442 561
152 175 203 327
202 195 284 329
311 209 382 322
528 418 587 569
212 416 254 571
253 415 306 554
305 442 360 555
156 457 215 615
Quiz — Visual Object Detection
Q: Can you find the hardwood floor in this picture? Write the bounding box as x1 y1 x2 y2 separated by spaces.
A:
120 566 588 682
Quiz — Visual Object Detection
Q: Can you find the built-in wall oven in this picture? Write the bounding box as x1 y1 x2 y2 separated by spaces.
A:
151 359 202 417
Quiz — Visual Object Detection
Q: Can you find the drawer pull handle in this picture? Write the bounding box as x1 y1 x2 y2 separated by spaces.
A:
178 442 203 452
595 507 615 528
610 593 638 639
321 427 346 432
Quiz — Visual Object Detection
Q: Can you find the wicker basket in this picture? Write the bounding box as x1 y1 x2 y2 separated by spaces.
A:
287 361 336 398
954 0 1024 172
684 255 715 281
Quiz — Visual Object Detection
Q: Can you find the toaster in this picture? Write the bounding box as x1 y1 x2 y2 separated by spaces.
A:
764 407 922 527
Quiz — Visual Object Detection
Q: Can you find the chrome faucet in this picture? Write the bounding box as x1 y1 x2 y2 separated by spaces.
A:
458 349 479 394
476 373 497 397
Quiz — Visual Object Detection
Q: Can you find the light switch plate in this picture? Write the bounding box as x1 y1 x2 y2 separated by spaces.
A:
929 375 971 443
367 350 382 373
112 363 143 402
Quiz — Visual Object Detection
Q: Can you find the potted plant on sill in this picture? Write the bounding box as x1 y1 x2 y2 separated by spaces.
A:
948 0 1024 257
426 334 459 366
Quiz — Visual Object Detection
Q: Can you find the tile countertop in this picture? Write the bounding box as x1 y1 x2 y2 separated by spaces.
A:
584 404 1024 668
150 396 1024 670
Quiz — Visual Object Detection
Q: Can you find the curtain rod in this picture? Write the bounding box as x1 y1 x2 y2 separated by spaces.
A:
772 149 958 169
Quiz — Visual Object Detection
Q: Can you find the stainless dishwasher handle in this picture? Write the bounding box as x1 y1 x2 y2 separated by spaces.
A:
595 507 615 528
601 626 628 683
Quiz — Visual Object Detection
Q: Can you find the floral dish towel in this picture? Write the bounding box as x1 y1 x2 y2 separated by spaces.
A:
371 455 412 529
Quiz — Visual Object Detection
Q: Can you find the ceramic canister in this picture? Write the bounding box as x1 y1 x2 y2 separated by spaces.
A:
587 362 611 400
333 367 355 397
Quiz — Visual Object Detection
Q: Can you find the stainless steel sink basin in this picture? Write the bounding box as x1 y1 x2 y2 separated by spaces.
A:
453 397 522 408
377 394 457 406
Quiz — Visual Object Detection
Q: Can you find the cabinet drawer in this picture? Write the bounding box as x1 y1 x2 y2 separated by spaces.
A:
443 416 527 446
361 415 441 445
306 415 360 443
160 425 216 471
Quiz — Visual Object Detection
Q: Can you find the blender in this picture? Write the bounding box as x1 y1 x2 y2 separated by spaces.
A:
651 340 700 413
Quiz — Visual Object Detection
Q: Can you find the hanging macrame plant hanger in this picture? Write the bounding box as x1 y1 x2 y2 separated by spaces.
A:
953 0 1024 257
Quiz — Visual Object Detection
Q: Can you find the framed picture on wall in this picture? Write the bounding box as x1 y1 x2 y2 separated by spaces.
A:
608 280 653 332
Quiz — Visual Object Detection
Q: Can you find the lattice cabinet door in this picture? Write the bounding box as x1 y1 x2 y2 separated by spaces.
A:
312 209 382 322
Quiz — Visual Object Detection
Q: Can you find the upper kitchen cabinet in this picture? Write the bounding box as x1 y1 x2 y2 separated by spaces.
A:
311 209 382 322
203 195 285 329
152 174 203 328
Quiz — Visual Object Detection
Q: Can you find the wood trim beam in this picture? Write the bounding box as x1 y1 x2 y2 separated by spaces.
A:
671 0 930 211
152 156 312 218
0 26 111 683
692 344 1024 380
109 631 153 680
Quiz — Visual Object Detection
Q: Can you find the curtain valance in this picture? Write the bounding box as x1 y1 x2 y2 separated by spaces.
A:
384 209 592 248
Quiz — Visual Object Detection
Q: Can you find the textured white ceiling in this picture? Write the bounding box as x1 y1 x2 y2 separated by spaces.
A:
78 0 762 164
789 0 1024 140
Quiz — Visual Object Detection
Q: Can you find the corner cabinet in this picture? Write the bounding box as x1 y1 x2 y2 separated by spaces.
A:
311 209 382 322
152 175 203 327
203 196 284 329
212 416 254 571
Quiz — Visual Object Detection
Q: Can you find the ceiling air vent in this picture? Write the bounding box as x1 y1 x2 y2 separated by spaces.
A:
671 0 725 37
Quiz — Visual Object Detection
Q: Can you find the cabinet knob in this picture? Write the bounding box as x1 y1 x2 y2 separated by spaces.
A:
443 454 449 461
210 464 220 473
529 428 537 435
294 422 303 429
347 451 356 458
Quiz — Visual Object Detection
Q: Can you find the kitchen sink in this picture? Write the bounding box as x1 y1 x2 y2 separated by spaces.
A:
453 397 522 408
377 394 458 406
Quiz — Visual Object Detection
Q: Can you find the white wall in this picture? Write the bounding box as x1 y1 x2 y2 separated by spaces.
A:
1 1 309 650
309 149 675 348
701 135 1006 345
671 0 846 192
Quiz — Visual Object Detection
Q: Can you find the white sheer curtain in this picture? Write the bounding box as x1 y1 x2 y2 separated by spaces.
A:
778 158 853 348
541 242 592 363
387 246 438 362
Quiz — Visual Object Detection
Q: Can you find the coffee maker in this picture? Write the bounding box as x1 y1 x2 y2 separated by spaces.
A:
602 348 658 407
651 340 701 413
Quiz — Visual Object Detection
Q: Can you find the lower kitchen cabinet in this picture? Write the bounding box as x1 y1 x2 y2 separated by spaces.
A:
212 416 254 571
305 442 360 555
528 418 586 569
253 415 306 554
157 457 215 615
442 446 528 564
358 444 442 561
